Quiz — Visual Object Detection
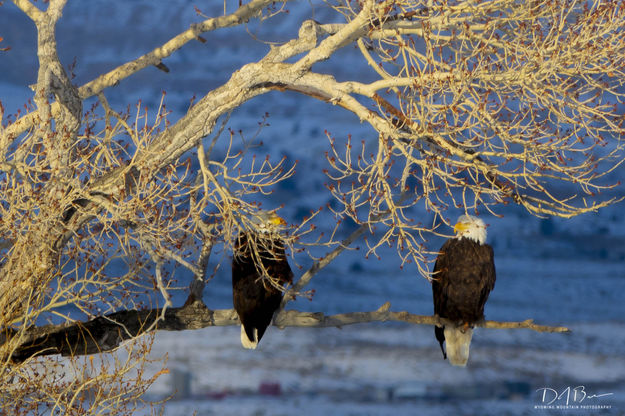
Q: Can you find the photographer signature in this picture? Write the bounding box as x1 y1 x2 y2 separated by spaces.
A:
536 386 613 406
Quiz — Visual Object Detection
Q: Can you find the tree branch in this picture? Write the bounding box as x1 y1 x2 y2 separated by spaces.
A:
3 0 287 141
279 191 413 309
281 221 368 309
2 301 569 363
11 0 43 22
79 0 284 99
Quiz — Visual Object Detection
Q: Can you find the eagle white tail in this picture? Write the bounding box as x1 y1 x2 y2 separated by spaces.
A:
444 326 473 366
240 325 258 349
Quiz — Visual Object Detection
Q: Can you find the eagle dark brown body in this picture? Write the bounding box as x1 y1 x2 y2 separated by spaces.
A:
232 232 293 349
431 215 496 366
432 237 496 325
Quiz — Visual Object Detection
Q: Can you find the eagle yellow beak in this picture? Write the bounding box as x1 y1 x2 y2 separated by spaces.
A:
453 221 468 234
269 215 287 226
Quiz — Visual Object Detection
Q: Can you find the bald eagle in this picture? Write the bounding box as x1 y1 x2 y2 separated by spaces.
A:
432 215 496 366
232 211 293 349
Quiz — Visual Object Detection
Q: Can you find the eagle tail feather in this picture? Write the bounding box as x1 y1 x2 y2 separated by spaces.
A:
240 325 259 349
435 326 447 359
444 326 472 367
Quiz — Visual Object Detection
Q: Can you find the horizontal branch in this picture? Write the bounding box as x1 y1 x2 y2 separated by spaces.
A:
2 301 569 363
276 303 571 334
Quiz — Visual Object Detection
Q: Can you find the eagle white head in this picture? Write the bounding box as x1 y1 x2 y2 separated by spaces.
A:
454 215 487 245
250 210 287 234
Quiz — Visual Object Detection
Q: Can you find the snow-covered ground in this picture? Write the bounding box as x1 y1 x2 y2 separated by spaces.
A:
138 243 625 416
141 321 625 416
2 1 625 415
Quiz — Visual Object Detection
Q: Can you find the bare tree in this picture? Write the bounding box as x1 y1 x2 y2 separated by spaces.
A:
0 0 623 413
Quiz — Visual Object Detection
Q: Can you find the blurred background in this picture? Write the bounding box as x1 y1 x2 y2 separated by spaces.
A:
1 1 624 414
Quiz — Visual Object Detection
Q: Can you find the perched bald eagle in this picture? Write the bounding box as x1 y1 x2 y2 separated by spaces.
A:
432 215 496 366
232 211 293 349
